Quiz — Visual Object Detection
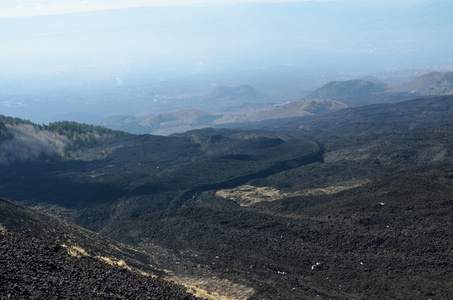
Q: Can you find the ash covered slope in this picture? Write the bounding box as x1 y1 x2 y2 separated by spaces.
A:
0 197 159 275
76 126 453 299
138 168 453 300
250 169 453 300
0 227 198 299
239 94 453 138
109 124 453 300
0 132 321 210
0 198 199 299
0 129 322 299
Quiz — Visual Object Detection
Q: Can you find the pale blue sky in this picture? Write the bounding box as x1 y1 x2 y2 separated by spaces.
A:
0 0 433 18
1 0 314 18
0 0 451 80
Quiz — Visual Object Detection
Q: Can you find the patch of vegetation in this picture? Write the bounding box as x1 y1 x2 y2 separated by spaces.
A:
41 121 128 148
0 122 14 142
42 121 127 139
0 114 34 126
204 85 264 102
1 114 129 163
1 114 128 149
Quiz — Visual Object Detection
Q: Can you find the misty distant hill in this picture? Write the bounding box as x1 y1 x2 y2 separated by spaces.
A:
356 75 386 84
395 71 453 96
203 85 265 103
301 77 438 107
303 79 390 100
102 109 222 136
214 99 347 124
140 109 219 127
138 108 221 135
99 85 270 135
103 99 346 135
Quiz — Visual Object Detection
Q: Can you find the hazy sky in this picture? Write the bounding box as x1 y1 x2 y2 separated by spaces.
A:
0 0 452 80
1 0 321 18
0 0 433 18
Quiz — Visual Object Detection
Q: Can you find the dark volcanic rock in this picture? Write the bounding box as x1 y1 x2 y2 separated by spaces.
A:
0 225 199 300
1 98 453 299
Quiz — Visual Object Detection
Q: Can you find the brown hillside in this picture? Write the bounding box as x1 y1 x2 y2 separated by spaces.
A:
396 71 453 95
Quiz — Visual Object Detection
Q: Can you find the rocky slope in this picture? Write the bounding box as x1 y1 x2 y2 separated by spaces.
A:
1 93 453 299
1 122 452 298
0 224 199 300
